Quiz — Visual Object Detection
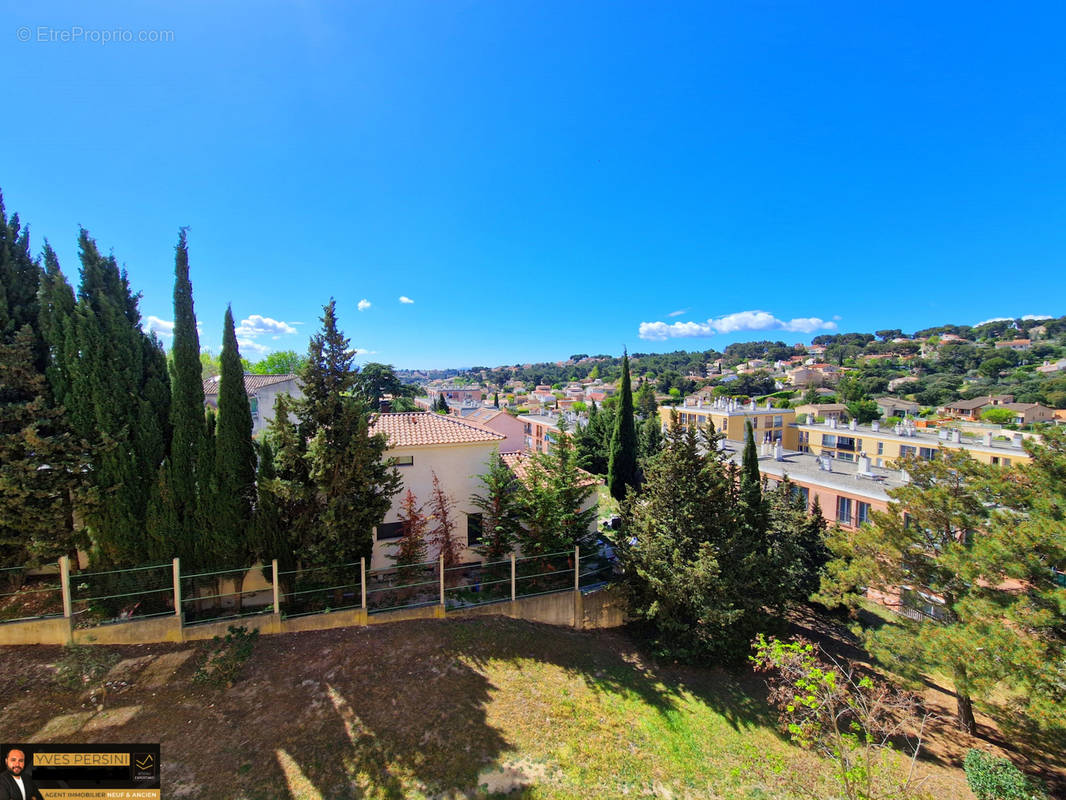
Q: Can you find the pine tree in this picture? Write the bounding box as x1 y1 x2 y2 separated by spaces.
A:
816 448 1035 734
211 306 256 570
426 471 462 569
607 349 639 501
517 419 597 556
292 300 402 566
618 412 744 662
493 392 499 409
166 229 206 558
471 451 522 561
298 298 355 439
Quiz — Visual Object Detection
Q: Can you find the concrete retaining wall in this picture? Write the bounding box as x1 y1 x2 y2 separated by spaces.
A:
0 586 626 646
0 616 72 645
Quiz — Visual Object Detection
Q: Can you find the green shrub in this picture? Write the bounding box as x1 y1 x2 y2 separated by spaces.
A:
194 625 260 687
963 749 1047 800
54 644 120 691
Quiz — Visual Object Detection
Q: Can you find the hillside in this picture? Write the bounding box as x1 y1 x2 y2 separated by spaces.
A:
2 615 1047 799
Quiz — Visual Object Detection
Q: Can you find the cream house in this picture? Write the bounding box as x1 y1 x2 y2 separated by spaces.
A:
368 412 506 570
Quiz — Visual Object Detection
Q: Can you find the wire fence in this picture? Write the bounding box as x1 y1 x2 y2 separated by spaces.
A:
0 565 64 623
2 538 620 628
181 563 275 626
69 562 173 629
278 560 364 619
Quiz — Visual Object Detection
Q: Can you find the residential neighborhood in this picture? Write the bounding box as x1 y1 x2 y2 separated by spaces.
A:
2 4 1065 798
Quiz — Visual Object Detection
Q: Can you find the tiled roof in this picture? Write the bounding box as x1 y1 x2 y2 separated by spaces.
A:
370 412 505 448
499 451 599 487
203 373 298 396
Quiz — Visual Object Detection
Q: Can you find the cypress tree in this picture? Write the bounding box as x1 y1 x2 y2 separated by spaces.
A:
167 229 206 554
0 323 84 568
60 230 170 566
212 306 256 568
607 349 639 501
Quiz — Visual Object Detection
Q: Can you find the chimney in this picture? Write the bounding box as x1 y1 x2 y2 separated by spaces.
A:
938 429 947 440
985 432 994 447
871 420 880 432
1013 433 1024 448
774 442 783 461
829 418 837 429
951 429 961 444
379 398 392 413
820 455 833 472
849 419 857 431
858 454 871 473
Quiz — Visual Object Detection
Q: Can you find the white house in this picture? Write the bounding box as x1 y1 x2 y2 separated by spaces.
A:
203 373 302 437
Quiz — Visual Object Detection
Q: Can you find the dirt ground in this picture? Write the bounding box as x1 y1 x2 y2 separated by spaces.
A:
0 614 1061 799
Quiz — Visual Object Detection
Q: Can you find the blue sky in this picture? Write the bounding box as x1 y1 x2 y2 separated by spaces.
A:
3 2 1065 368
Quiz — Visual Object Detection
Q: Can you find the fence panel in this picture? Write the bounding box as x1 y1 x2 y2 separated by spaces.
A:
278 561 364 619
514 550 575 599
577 542 616 590
181 564 274 625
442 558 512 609
0 565 64 623
70 562 173 628
365 560 439 614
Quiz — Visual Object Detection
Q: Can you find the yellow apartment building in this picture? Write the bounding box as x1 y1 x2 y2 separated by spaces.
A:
795 418 1033 467
659 398 799 449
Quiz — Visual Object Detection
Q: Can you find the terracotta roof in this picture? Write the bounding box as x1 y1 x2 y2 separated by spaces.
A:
370 412 505 448
202 373 298 396
499 451 599 487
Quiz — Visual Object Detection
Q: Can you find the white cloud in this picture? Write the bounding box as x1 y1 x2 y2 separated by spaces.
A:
667 309 687 318
145 316 174 337
352 348 377 355
357 299 371 312
235 314 298 339
1022 314 1052 321
237 338 271 356
398 296 414 304
973 317 1013 327
638 310 837 341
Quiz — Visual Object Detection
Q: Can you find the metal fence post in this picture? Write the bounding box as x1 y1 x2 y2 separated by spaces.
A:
272 558 280 614
439 554 445 606
360 557 366 610
574 545 580 592
172 558 182 619
510 552 516 602
59 556 72 618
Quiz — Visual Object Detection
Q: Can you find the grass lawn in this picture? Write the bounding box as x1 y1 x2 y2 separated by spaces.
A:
0 615 992 799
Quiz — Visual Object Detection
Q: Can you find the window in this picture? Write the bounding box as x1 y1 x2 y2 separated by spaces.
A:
857 502 871 525
918 447 937 461
467 513 483 546
837 496 853 525
1002 457 1011 467
823 434 837 448
900 445 917 458
751 416 759 429
791 485 810 506
877 441 884 455
837 451 855 462
249 397 259 420
837 436 856 452
377 522 403 541
773 415 783 428
392 455 414 467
